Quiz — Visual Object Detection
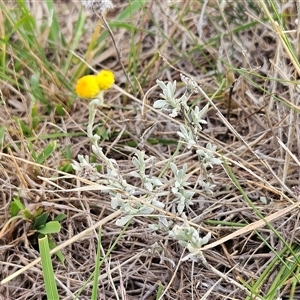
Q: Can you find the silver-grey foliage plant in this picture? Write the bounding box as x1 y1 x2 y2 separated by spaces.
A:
73 73 222 261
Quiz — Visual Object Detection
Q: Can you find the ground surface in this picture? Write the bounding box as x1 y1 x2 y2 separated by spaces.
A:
1 1 300 299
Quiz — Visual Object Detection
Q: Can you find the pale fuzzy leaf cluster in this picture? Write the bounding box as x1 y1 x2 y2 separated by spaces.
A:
72 155 101 181
190 103 209 133
154 77 210 148
111 193 155 226
170 163 195 214
92 148 164 226
197 143 222 169
148 215 173 231
153 80 189 117
92 147 164 226
130 151 163 191
169 222 211 262
81 0 114 13
177 125 196 149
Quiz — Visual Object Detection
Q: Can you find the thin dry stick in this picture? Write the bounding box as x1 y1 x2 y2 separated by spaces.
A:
277 137 300 167
96 11 135 91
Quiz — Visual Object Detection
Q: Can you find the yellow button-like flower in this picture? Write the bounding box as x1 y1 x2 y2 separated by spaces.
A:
75 70 115 99
75 75 100 99
96 70 114 90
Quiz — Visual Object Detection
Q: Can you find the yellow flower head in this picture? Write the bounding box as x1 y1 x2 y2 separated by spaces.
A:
75 75 100 99
96 70 115 90
75 70 115 99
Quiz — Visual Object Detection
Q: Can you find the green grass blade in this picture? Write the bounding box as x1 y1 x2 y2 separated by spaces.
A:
91 227 102 300
38 235 59 300
36 141 57 164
